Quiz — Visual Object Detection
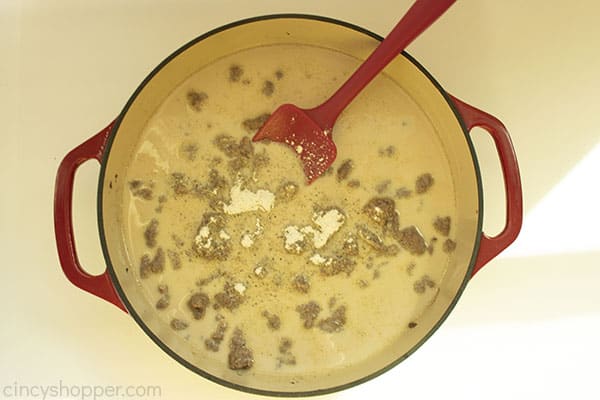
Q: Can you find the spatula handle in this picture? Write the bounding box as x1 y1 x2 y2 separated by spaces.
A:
310 0 456 129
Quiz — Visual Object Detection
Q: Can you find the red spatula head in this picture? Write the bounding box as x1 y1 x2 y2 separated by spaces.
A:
252 104 337 184
253 0 455 184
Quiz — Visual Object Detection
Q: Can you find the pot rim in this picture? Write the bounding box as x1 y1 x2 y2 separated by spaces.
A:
97 13 483 397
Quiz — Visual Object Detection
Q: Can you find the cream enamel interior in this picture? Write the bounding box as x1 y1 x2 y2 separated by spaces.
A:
99 17 480 394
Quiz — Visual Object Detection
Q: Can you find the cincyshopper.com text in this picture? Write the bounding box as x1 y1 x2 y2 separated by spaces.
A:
1 381 161 400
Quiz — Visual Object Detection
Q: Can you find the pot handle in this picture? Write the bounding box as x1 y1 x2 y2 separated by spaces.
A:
54 120 127 312
449 95 523 276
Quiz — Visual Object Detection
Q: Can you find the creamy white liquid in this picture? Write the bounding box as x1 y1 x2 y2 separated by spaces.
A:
122 44 457 378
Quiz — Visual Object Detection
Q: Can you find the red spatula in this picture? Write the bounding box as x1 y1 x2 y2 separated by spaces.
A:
252 0 456 183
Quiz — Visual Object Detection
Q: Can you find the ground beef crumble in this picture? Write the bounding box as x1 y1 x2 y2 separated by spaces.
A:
413 275 436 294
433 216 451 237
276 181 299 202
229 65 243 82
144 219 159 248
363 197 400 234
180 142 199 161
396 187 412 198
262 311 281 330
167 250 181 269
140 248 165 278
395 226 427 255
188 292 210 320
336 159 354 182
214 282 244 311
262 80 275 97
296 301 321 329
205 315 227 352
357 225 399 256
378 145 396 157
292 274 310 293
415 173 434 194
155 284 170 310
242 113 271 132
129 180 153 200
342 234 359 256
277 337 296 366
193 212 232 261
318 305 347 333
319 255 355 277
228 328 254 370
375 180 391 194
187 90 208 111
347 179 361 188
170 318 188 331
443 239 457 253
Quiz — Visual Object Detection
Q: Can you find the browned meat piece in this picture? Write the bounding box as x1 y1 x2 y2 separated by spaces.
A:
242 113 271 132
228 328 254 370
139 248 165 278
396 187 412 198
319 255 355 277
144 219 159 248
415 173 434 194
357 225 399 256
433 216 451 237
213 134 239 157
180 142 199 161
262 80 275 97
363 197 400 234
296 301 321 329
167 250 181 269
187 90 208 111
170 318 188 331
413 275 436 294
205 315 227 352
378 145 396 157
342 234 359 256
443 239 457 253
277 337 296 366
188 292 210 320
229 65 243 82
214 282 244 311
292 274 310 293
347 179 361 188
395 226 427 255
276 181 299 201
336 159 354 182
155 284 170 310
193 212 232 261
318 305 347 333
262 311 281 330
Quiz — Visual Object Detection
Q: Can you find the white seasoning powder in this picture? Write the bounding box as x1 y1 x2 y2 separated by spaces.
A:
284 225 306 252
305 208 345 249
195 226 212 249
241 234 254 248
309 253 328 265
234 282 246 295
224 181 275 215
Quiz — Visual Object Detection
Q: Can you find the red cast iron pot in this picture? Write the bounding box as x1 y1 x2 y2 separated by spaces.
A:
54 14 522 397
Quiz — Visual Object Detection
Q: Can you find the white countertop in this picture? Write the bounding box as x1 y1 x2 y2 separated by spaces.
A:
1 1 599 399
